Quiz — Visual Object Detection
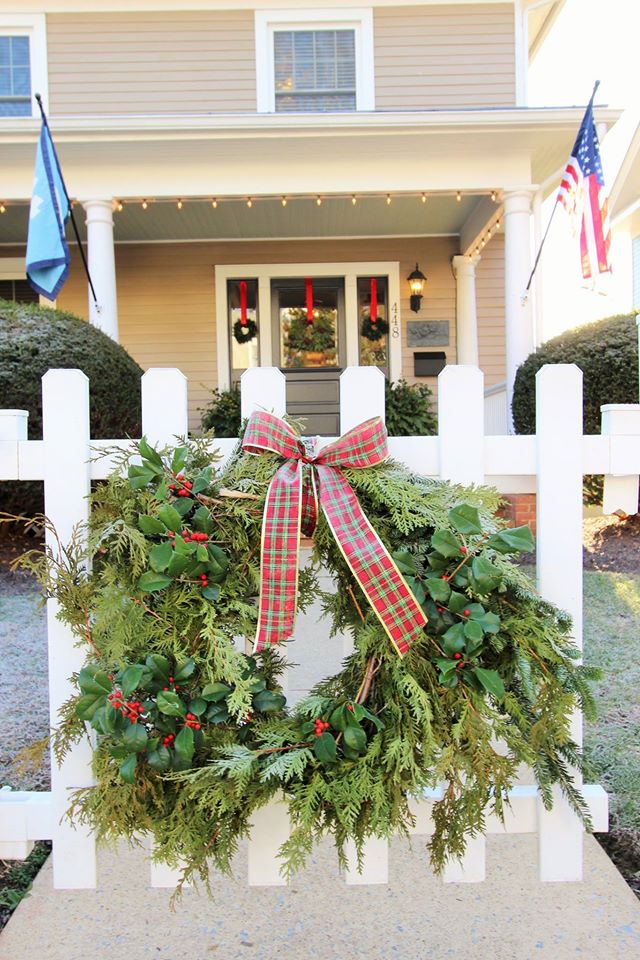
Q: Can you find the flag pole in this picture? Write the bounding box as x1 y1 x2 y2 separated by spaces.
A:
34 93 100 311
522 80 601 299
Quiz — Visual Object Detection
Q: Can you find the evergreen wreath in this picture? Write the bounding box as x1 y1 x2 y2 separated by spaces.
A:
20 426 598 896
233 317 258 344
360 314 389 341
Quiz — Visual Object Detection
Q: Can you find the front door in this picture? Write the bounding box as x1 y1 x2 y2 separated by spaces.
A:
271 277 346 435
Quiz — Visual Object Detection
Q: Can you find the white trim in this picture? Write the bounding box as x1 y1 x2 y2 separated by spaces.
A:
255 8 374 114
0 14 48 117
215 260 400 390
513 0 528 107
17 1 521 10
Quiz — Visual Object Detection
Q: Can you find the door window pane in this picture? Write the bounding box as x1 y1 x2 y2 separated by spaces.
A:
0 36 31 117
0 278 39 304
276 278 340 368
227 278 259 376
274 29 356 112
358 276 389 373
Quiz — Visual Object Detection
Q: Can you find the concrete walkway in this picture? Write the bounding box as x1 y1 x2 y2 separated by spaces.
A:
1 834 639 960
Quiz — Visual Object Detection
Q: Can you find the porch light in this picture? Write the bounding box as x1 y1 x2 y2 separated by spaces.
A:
141 199 148 210
352 195 357 205
247 198 253 208
281 196 287 206
407 263 427 313
421 193 427 203
177 199 183 210
0 203 5 214
456 191 462 202
211 198 218 208
386 194 392 205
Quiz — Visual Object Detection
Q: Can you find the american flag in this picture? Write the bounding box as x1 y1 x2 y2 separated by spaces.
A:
557 100 612 282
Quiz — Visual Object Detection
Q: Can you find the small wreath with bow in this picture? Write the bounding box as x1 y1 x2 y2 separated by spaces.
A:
360 314 389 341
233 318 258 344
24 415 596 896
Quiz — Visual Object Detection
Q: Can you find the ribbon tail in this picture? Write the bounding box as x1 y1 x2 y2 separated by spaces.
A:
316 465 426 656
255 459 302 652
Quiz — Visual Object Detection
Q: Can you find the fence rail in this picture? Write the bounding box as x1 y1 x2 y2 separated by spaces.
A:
1 363 638 890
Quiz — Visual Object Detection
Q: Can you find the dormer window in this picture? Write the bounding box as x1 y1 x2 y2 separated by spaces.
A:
256 9 374 114
0 14 48 118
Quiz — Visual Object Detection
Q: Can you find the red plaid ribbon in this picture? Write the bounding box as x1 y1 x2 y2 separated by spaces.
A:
243 412 427 656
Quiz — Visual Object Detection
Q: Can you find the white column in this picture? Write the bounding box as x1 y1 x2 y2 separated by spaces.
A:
83 199 119 341
452 255 479 366
504 188 534 430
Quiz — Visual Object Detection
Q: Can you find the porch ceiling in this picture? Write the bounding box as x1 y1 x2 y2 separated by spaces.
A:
0 193 482 245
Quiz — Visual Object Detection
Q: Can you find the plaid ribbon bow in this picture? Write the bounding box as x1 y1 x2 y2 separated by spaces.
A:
243 412 427 656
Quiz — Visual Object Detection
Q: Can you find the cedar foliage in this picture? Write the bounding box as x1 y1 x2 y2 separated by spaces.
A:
20 430 597 895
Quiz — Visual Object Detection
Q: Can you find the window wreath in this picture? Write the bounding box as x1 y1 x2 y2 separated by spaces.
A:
24 414 596 895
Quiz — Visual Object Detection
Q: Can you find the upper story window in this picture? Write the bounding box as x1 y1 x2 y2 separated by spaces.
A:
274 29 356 113
255 9 374 114
0 36 31 117
0 15 48 119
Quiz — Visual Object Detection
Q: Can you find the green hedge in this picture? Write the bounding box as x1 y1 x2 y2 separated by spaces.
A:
0 299 143 519
512 312 638 504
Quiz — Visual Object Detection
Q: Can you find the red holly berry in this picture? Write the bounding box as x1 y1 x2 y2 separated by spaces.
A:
176 474 184 481
456 661 464 669
194 724 201 731
347 703 354 712
454 653 462 660
184 481 193 490
460 546 468 554
167 531 174 537
163 686 169 691
437 607 443 614
114 691 122 698
463 609 470 617
168 676 174 682
170 540 176 547
168 484 175 491
441 575 449 581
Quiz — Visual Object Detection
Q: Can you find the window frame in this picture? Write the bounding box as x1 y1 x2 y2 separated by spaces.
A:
0 14 48 119
255 8 374 114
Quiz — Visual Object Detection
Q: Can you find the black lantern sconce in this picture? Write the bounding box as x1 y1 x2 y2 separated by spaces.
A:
407 263 427 313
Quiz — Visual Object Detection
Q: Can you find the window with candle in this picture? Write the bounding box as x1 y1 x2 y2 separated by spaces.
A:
357 276 389 374
227 278 259 380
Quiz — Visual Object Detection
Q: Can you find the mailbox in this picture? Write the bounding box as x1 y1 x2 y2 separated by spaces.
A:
413 351 447 377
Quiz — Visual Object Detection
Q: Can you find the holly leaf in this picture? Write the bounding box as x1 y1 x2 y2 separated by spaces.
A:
174 659 195 681
470 556 502 593
393 550 417 575
253 690 286 713
329 704 348 732
145 654 171 680
473 667 505 700
425 578 451 603
313 732 337 764
447 592 469 615
201 682 231 702
138 437 164 469
78 667 111 697
474 611 501 634
442 623 466 654
149 542 173 573
463 620 484 642
123 723 148 753
75 694 105 721
201 584 221 602
487 525 535 554
138 571 172 593
157 504 183 531
431 529 462 558
128 468 156 489
119 754 138 783
343 725 367 754
448 504 483 536
138 514 167 536
120 665 144 698
188 698 207 717
167 553 190 577
193 506 215 534
147 746 171 772
171 447 188 474
156 690 187 717
173 498 195 517
174 725 195 762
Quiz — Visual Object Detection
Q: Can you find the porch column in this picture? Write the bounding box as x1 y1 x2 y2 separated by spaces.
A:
452 255 479 366
83 199 119 341
504 188 534 429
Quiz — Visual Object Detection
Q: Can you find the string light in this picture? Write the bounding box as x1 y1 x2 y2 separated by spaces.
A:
246 197 253 208
351 195 357 205
115 200 123 212
141 199 148 210
421 193 427 203
495 219 500 230
177 199 183 210
211 198 218 208
385 194 391 205
316 195 322 206
475 246 480 255
456 191 462 202
480 238 486 248
281 196 287 207
487 229 492 239
490 190 497 202
0 203 6 214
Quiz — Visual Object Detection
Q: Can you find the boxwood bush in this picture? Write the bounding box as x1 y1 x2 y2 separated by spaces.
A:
200 378 437 438
512 312 638 503
0 299 143 520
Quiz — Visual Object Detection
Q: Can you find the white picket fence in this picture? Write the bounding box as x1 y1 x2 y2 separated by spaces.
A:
2 362 640 892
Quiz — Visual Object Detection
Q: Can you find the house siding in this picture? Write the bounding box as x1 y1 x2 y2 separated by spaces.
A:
476 232 506 387
53 236 460 430
46 10 257 115
373 4 516 108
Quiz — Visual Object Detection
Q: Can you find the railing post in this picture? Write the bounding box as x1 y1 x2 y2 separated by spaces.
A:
601 404 640 516
42 370 96 889
240 367 286 420
340 366 385 433
437 365 487 881
536 364 584 880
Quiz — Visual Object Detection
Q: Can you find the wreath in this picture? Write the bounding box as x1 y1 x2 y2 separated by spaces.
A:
360 314 389 341
233 318 258 344
23 415 597 895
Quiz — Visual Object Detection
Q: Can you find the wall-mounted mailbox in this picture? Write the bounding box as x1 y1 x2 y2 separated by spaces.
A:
414 351 447 377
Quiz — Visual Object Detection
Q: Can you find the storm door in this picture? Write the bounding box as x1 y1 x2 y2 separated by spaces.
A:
271 276 346 436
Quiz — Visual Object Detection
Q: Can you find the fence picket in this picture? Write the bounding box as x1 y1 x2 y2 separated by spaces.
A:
141 368 188 446
42 370 97 889
535 364 584 880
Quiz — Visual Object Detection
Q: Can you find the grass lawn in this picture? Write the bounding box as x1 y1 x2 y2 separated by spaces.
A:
583 570 640 895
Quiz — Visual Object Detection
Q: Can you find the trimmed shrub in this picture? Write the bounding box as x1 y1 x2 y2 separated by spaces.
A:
0 299 143 519
512 312 638 504
200 378 437 439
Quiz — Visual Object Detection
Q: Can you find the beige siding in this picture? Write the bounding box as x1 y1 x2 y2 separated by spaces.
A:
46 11 257 115
55 236 458 430
374 4 516 108
476 232 506 386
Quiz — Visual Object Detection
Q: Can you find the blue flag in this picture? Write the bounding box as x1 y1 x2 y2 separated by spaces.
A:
26 121 71 299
